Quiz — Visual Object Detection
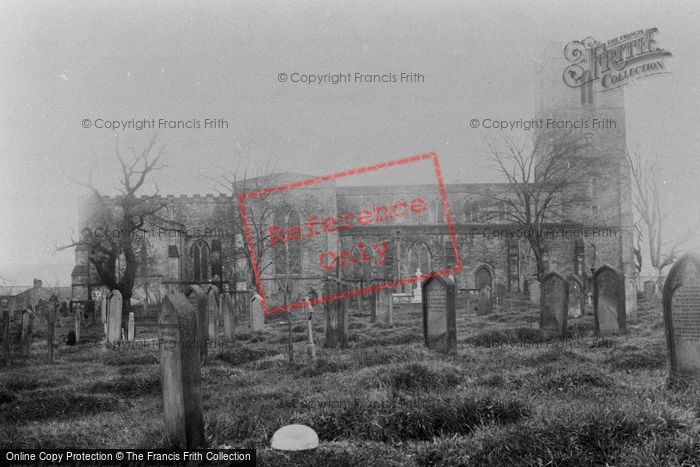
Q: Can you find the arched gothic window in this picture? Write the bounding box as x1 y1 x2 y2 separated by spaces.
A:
192 240 210 282
465 199 479 222
272 204 302 276
407 241 432 275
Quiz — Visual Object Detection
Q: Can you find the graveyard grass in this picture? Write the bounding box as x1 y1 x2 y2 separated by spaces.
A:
1 298 699 466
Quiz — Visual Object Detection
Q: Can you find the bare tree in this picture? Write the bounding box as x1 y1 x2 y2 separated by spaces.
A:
211 165 311 362
481 130 588 281
59 135 167 323
626 150 692 277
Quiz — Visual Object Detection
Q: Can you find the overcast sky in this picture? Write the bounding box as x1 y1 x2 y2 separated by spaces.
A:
1 0 698 285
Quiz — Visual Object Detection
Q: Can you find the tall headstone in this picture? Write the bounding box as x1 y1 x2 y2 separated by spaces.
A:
250 293 265 332
207 286 218 342
1 299 10 365
494 283 506 304
185 285 208 365
304 299 316 360
127 312 135 341
373 287 393 326
663 253 700 387
625 277 638 316
475 286 492 316
411 268 423 303
529 280 541 306
593 265 626 335
324 280 348 349
158 294 205 448
567 276 584 318
106 290 123 344
422 274 457 354
540 272 568 336
45 299 56 363
222 293 235 342
101 298 107 337
74 305 81 344
644 280 656 302
20 309 34 357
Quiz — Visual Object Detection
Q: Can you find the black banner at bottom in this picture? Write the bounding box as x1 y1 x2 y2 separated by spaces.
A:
1 449 256 466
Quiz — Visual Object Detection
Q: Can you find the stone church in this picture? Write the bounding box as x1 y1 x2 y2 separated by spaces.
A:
71 56 636 312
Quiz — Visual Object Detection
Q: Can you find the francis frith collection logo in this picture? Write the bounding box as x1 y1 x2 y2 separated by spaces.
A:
563 27 672 92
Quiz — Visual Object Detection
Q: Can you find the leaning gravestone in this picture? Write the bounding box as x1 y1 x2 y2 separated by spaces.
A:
593 265 626 335
158 293 205 448
250 293 265 332
207 286 218 342
568 276 584 318
422 274 457 354
644 280 656 302
529 280 541 306
20 309 34 357
106 290 123 344
324 280 348 349
185 285 208 365
663 253 700 387
540 273 568 336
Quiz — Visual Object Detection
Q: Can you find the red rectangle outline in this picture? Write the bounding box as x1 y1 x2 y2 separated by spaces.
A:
237 152 462 315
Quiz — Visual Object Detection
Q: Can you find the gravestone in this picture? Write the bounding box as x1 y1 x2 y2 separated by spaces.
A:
185 285 208 364
411 268 423 303
44 300 56 363
250 293 265 332
20 309 34 356
540 272 568 336
158 294 205 448
101 298 107 337
625 277 637 316
475 286 492 316
529 280 541 306
593 265 626 335
127 312 135 341
372 287 393 326
1 299 9 365
568 276 584 318
663 253 700 387
644 280 656 302
324 280 348 349
422 274 457 354
207 286 218 341
106 290 123 344
74 305 81 344
222 293 235 342
304 299 316 360
494 283 506 304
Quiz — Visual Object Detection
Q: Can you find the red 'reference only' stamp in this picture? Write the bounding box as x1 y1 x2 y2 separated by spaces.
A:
237 152 461 316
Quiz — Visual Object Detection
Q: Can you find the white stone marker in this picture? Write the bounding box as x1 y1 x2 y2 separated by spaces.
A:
271 424 319 451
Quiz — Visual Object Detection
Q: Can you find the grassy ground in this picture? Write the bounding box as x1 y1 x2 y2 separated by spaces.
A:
1 297 699 466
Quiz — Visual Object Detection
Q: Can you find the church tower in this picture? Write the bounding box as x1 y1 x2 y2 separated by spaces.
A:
534 42 635 305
